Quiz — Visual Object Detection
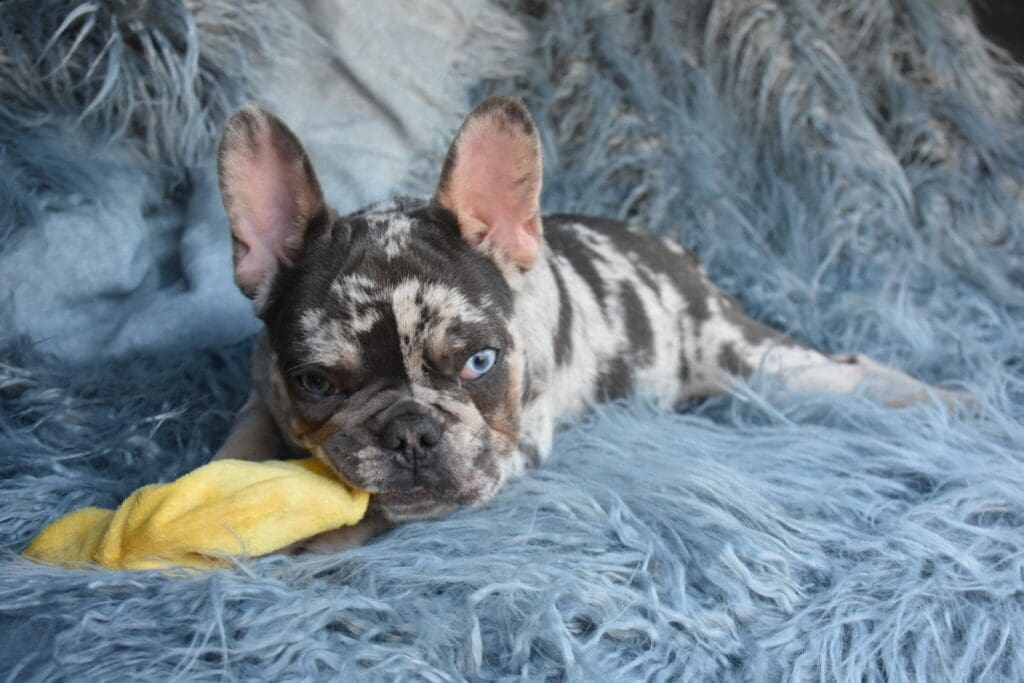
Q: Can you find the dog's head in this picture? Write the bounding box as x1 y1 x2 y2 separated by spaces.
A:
217 97 543 521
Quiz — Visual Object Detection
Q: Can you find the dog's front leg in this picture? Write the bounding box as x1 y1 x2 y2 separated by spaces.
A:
215 332 301 462
513 392 557 470
212 389 288 461
277 510 394 556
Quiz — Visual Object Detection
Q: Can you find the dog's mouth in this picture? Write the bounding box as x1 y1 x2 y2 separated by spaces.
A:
312 440 499 520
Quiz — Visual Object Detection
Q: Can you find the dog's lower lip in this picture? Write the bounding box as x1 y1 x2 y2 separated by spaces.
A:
375 488 431 504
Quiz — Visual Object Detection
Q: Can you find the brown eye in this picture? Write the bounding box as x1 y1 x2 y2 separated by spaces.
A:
297 371 335 398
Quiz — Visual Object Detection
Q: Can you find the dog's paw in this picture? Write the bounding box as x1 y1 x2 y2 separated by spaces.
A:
277 514 392 556
833 353 975 414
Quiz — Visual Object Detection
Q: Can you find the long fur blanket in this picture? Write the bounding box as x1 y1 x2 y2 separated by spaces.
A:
2 1 1023 680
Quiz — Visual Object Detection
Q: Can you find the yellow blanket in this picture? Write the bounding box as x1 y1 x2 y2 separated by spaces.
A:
22 458 369 570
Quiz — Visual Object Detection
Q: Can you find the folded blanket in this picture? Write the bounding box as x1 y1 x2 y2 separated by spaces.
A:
0 0 522 360
23 458 368 570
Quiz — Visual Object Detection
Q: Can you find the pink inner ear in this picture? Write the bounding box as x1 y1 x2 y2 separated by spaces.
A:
440 112 542 268
220 115 321 295
229 152 301 285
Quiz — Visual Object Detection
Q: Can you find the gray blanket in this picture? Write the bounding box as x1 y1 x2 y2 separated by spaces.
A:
0 0 523 358
4 2 1024 680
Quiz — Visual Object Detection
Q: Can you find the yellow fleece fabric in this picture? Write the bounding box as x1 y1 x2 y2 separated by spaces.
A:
22 458 369 570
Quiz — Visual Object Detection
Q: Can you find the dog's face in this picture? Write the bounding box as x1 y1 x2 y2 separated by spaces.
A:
217 98 544 521
263 200 524 521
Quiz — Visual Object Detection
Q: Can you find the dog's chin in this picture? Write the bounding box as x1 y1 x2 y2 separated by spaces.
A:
369 477 501 521
370 489 456 522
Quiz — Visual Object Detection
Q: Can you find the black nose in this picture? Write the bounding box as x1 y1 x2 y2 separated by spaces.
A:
382 413 442 468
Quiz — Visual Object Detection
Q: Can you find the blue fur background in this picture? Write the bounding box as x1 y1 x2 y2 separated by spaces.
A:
2 0 1023 679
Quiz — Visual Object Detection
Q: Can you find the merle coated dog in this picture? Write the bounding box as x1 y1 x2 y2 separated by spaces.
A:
213 96 965 550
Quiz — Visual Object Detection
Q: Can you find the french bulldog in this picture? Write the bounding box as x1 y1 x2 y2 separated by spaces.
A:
213 96 965 549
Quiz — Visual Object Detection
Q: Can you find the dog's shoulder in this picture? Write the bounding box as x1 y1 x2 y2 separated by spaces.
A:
542 213 701 269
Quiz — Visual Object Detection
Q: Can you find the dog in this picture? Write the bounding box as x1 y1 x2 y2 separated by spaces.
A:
213 96 966 551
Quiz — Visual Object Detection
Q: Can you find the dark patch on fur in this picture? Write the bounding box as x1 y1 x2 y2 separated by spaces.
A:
682 277 711 331
595 357 633 401
676 316 691 384
519 440 542 468
544 225 610 308
357 308 408 383
550 265 574 366
678 345 690 384
417 204 515 315
633 263 660 292
717 343 752 377
619 282 653 364
718 294 793 346
546 215 711 329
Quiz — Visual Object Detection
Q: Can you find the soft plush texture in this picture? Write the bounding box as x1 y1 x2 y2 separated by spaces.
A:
0 0 523 359
22 458 369 571
1 0 1023 680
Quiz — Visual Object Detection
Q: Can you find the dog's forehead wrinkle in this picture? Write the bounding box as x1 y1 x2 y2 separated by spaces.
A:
412 385 484 424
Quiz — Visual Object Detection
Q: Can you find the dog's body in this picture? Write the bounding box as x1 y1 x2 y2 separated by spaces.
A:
214 97 963 548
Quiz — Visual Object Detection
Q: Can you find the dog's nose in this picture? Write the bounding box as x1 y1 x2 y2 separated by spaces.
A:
382 413 442 468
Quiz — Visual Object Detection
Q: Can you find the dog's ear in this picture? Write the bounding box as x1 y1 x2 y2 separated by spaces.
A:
436 96 543 270
217 106 325 302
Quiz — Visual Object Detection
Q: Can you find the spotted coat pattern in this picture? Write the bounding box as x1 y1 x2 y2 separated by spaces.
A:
225 197 959 522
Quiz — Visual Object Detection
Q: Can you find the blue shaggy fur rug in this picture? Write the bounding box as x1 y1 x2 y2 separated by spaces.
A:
3 0 1024 680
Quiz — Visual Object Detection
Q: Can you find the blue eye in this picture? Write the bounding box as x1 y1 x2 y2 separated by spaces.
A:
459 349 498 381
